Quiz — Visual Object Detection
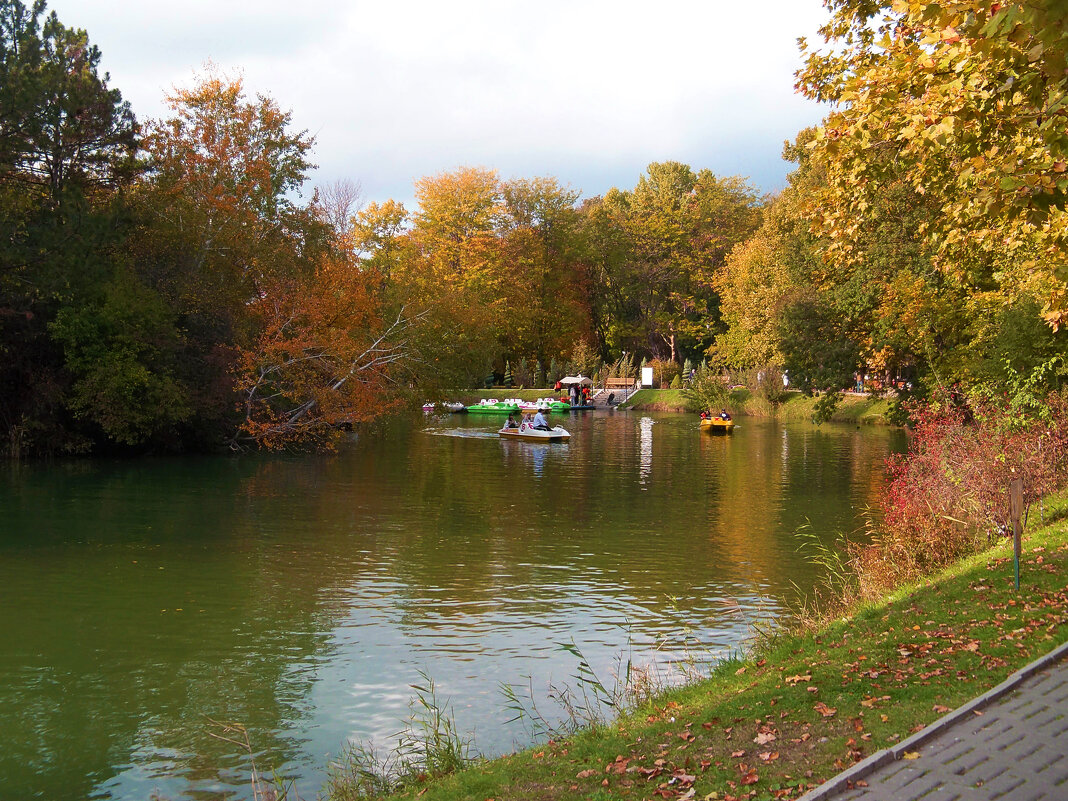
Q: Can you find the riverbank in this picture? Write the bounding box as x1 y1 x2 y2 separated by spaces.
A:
443 388 893 426
621 388 893 425
329 494 1068 800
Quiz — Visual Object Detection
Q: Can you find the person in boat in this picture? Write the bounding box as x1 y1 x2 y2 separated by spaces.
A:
505 412 519 429
532 409 551 430
719 409 732 421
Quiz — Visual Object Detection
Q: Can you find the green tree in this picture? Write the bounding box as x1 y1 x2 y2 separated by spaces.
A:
49 271 189 446
579 163 761 364
0 0 140 454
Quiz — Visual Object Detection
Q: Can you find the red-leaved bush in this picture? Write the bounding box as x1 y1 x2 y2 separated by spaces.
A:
852 392 1068 596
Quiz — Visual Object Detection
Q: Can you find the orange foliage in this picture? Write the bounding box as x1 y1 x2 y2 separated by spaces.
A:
233 255 408 449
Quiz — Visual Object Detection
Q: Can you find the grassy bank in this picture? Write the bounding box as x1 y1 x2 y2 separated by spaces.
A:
329 496 1068 801
618 388 688 411
622 388 893 425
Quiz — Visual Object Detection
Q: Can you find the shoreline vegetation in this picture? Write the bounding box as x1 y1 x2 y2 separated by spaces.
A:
320 491 1068 801
453 388 894 426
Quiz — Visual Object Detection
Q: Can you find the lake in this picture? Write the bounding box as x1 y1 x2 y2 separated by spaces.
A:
0 411 905 800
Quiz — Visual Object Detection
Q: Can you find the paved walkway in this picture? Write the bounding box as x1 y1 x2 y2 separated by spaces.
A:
801 641 1068 801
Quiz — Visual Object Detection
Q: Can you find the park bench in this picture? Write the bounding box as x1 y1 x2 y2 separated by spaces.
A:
604 377 637 391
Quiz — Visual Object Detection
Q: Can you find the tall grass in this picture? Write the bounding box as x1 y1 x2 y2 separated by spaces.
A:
326 671 473 800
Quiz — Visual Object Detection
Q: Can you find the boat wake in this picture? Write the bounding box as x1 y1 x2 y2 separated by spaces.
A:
423 429 500 439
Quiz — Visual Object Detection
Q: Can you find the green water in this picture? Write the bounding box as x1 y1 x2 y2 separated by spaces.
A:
0 412 905 800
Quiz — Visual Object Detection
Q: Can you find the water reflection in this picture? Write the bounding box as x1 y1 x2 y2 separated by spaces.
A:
0 414 904 800
639 417 655 487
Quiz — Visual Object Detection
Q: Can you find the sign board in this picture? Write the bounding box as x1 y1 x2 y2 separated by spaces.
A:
641 367 653 387
1010 478 1023 590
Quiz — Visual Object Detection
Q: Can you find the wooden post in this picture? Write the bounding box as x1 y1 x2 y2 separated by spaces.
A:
1010 478 1024 591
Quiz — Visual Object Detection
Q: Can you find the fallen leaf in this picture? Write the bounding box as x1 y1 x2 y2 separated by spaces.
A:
814 702 837 718
758 751 779 762
933 704 952 714
741 771 759 785
731 750 746 758
754 731 777 745
902 751 921 760
785 673 812 685
577 769 598 778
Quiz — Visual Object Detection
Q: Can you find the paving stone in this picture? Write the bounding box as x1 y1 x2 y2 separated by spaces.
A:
977 769 1027 799
800 650 1068 801
912 783 963 801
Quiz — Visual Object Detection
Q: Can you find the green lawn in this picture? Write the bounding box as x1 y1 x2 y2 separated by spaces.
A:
620 388 894 425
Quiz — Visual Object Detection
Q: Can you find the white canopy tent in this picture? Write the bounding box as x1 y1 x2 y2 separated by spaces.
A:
558 375 594 386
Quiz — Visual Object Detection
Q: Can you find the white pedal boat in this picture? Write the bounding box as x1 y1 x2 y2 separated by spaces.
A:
497 421 571 442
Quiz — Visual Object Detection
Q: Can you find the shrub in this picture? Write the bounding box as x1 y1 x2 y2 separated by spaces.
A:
812 390 842 424
742 365 789 406
853 392 1068 596
682 365 732 412
647 358 680 388
670 374 682 389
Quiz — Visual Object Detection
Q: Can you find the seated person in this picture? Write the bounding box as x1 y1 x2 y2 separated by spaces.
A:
719 409 732 421
505 412 519 429
532 409 551 430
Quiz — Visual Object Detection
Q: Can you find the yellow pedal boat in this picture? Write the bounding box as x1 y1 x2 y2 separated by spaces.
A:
700 417 735 434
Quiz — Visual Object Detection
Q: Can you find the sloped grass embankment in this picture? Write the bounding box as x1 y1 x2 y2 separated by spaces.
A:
622 389 892 425
342 496 1068 801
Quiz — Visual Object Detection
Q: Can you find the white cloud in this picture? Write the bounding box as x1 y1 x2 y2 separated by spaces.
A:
48 0 830 203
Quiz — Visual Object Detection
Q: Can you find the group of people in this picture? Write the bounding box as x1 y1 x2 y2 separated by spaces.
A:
552 381 591 406
699 409 732 421
505 410 552 431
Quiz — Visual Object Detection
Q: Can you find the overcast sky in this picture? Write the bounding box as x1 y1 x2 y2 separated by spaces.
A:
48 0 830 207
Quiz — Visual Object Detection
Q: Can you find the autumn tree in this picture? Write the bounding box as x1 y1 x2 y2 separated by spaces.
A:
138 66 322 332
497 176 589 365
353 199 410 279
798 0 1068 326
233 255 411 449
351 184 497 396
